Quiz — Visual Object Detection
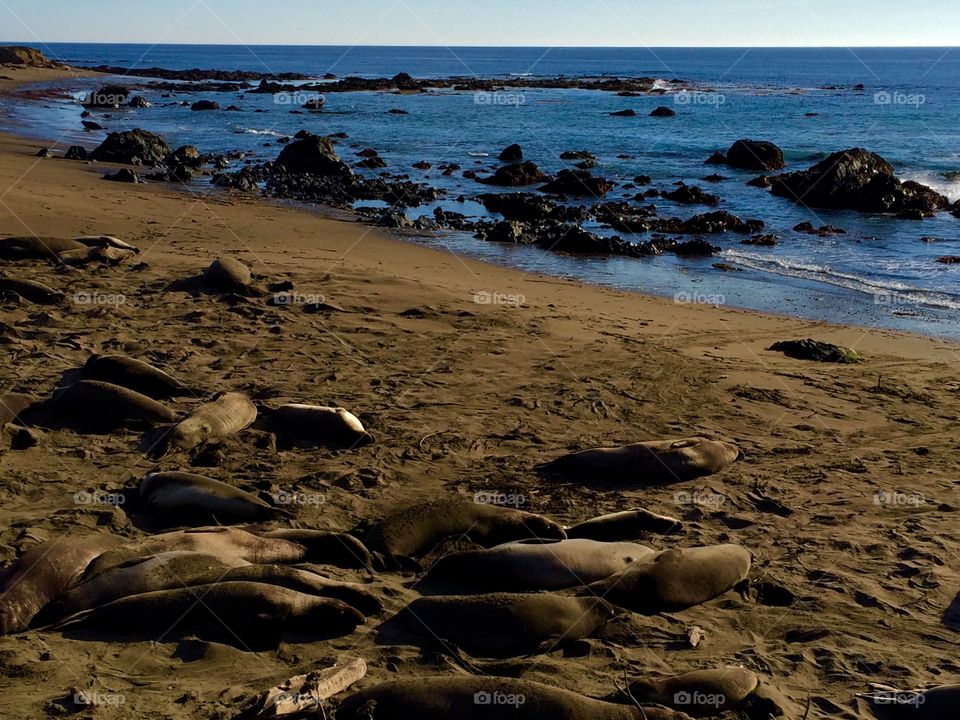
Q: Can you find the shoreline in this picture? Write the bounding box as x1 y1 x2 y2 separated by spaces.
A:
1 62 959 718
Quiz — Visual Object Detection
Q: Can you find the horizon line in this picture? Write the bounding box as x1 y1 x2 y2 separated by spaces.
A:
2 41 959 50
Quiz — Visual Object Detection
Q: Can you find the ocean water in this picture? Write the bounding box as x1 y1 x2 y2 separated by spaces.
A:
3 44 959 338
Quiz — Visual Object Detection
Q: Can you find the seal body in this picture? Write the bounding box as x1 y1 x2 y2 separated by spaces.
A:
583 544 751 613
0 236 86 260
271 404 373 447
203 257 252 292
0 535 118 634
73 235 140 253
54 581 364 647
0 277 64 304
46 380 178 431
610 667 760 711
539 437 740 484
252 529 373 569
336 677 691 720
367 498 566 558
82 354 191 399
394 593 615 656
566 508 683 540
151 392 256 458
140 471 283 523
82 527 307 579
422 539 653 592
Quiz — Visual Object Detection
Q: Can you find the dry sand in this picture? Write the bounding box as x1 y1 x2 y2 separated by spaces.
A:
1 64 959 719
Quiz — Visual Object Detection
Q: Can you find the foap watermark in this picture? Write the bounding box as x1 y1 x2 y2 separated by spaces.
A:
872 690 927 708
874 90 925 108
873 291 915 307
473 690 526 708
473 290 525 307
74 490 126 507
673 691 725 709
674 290 725 306
674 90 726 107
74 691 126 707
74 290 126 307
874 490 925 507
273 91 324 106
474 491 526 508
273 490 326 507
674 489 726 509
274 290 326 308
474 91 526 107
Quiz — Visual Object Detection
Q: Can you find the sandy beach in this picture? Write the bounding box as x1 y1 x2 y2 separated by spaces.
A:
1 63 959 718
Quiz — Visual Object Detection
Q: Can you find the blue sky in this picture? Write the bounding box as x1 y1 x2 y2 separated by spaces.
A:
0 0 956 46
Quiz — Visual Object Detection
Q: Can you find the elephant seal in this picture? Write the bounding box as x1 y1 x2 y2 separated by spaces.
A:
0 236 85 260
0 535 118 634
567 508 683 540
0 277 64 304
203 257 253 292
139 472 288 524
73 235 140 253
421 539 654 593
336 677 693 720
53 581 364 648
148 391 256 459
82 527 307 579
367 498 566 558
538 437 740 485
38 551 381 622
582 544 751 614
861 683 960 719
38 380 178 432
267 404 373 448
252 529 373 569
80 354 192 399
386 593 615 657
608 666 759 712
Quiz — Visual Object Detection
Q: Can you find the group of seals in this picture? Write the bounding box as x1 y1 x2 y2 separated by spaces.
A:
0 235 139 265
538 436 740 484
0 276 64 304
80 354 193 399
38 380 179 431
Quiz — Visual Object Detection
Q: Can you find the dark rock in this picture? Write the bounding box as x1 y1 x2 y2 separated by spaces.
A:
484 220 530 244
191 100 221 111
274 133 350 175
34 148 52 158
576 159 598 170
705 150 727 165
387 108 409 115
478 162 548 187
302 98 325 111
412 161 432 170
702 173 727 183
937 255 960 264
741 234 778 246
539 169 613 197
609 109 637 117
374 210 411 229
90 129 170 166
167 145 201 168
498 143 523 163
769 339 863 364
662 183 720 206
650 106 676 117
82 120 103 131
63 145 88 161
478 193 556 222
104 168 142 183
675 210 763 234
128 96 150 108
0 46 52 66
357 157 387 169
633 175 652 185
357 148 380 158
747 175 773 188
794 222 846 236
674 238 719 256
560 150 596 161
771 148 950 214
725 139 785 171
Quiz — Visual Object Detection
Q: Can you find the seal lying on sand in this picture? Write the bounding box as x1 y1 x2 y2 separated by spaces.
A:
37 551 381 622
607 666 760 711
33 380 178 432
139 472 287 524
82 527 307 579
538 437 740 484
0 535 118 634
421 539 653 593
336 677 693 720
148 391 256 459
581 544 751 613
859 683 960 719
251 529 374 569
264 404 374 448
73 235 140 253
366 498 566 558
80 354 193 399
52 581 364 648
386 593 615 657
203 257 254 293
0 236 86 261
0 277 64 304
566 508 683 540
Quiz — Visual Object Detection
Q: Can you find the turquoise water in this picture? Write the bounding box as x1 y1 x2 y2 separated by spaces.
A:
2 44 959 337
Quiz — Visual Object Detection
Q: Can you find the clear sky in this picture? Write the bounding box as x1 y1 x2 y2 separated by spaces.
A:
0 0 957 47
